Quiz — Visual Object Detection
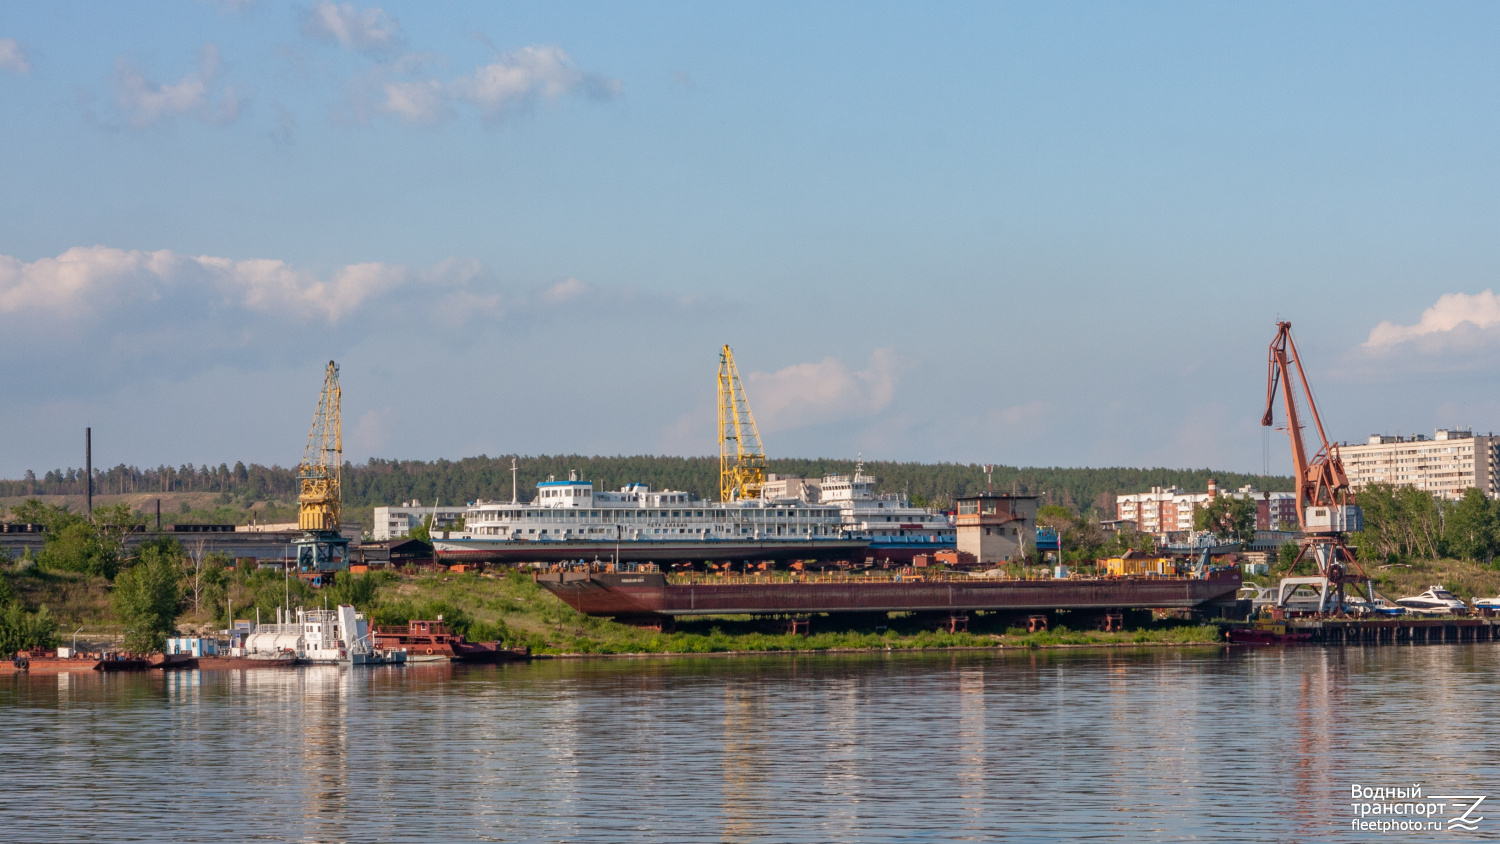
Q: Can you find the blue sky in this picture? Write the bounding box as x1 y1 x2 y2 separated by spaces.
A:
3 1 1500 479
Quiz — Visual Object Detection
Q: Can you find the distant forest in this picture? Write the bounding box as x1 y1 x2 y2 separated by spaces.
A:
0 456 1292 519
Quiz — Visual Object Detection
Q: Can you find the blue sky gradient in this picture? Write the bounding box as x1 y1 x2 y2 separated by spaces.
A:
3 2 1500 478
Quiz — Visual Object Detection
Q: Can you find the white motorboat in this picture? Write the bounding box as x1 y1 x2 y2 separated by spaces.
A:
1395 586 1468 616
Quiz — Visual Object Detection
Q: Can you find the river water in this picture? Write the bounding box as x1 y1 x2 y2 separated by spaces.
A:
3 645 1497 843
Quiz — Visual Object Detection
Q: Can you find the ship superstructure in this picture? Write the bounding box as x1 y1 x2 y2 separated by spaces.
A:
819 465 955 561
433 472 866 564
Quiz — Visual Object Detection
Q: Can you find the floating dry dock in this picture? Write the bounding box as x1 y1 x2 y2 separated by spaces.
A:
1262 617 1500 645
535 569 1242 619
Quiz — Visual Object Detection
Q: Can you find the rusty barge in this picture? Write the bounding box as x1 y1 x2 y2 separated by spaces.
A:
535 568 1243 620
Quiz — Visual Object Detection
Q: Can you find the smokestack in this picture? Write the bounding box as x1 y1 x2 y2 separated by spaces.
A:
85 427 92 520
1207 478 1217 498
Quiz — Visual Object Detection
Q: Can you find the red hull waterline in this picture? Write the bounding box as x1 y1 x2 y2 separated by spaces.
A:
536 571 1243 618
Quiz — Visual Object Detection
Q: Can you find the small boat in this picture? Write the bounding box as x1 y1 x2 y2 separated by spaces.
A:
1367 598 1407 617
1227 619 1313 645
1475 596 1500 614
371 619 530 664
1395 586 1468 616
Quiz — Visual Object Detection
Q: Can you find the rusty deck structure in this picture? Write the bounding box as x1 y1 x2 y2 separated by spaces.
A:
1276 617 1500 644
535 569 1243 619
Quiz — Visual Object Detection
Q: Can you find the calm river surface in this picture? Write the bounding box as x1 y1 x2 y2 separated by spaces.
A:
3 645 1498 843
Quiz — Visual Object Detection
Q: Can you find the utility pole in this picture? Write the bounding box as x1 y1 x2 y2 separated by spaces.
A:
85 427 92 520
511 458 518 504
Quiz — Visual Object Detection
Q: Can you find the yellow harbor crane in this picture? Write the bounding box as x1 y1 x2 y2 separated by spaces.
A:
717 345 767 502
294 360 348 570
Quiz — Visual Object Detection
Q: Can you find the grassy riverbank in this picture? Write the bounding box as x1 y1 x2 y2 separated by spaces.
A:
8 563 1224 654
365 570 1224 655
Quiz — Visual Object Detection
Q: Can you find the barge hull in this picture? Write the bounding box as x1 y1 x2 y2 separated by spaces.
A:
435 538 869 565
536 572 1242 617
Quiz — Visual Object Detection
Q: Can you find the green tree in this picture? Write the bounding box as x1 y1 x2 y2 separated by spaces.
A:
0 602 58 655
1278 541 1302 571
408 515 432 542
325 570 385 611
11 499 82 531
40 521 122 579
1193 496 1257 541
111 544 183 652
1443 487 1496 561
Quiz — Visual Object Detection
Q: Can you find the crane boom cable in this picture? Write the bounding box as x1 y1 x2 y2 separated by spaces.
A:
297 361 342 532
717 345 766 502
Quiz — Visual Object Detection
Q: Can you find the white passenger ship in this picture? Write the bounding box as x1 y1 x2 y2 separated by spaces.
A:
432 472 868 564
819 466 955 562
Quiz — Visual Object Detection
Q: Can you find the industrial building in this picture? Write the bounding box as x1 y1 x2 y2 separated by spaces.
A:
1116 480 1297 537
372 502 468 540
954 493 1037 563
1337 428 1499 501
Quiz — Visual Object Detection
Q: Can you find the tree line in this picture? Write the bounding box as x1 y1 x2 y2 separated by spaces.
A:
2 454 1291 520
1353 483 1500 563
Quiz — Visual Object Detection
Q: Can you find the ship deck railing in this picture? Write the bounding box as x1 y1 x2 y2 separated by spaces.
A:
660 571 1225 586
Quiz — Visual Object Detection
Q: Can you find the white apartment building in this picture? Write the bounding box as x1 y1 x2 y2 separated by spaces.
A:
1337 428 1500 501
1116 481 1298 536
372 502 469 540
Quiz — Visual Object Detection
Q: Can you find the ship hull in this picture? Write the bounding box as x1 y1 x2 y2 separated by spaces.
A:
434 538 869 564
536 571 1243 617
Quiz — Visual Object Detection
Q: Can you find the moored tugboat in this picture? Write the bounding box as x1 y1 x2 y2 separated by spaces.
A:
371 619 530 664
1226 618 1314 645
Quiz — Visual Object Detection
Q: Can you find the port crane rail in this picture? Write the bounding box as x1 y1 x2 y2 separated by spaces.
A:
294 360 349 570
1262 322 1370 613
718 345 767 502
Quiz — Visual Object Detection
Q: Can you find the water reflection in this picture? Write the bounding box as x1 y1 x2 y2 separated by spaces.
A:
3 646 1499 843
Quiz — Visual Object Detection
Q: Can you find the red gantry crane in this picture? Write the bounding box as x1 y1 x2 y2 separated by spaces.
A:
1262 321 1369 612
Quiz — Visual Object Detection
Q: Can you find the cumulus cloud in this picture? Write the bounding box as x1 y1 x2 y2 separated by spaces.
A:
0 246 406 322
746 348 900 433
455 45 622 119
0 38 30 74
1364 290 1500 350
112 44 244 128
302 2 403 56
0 245 681 405
378 78 449 124
342 44 620 126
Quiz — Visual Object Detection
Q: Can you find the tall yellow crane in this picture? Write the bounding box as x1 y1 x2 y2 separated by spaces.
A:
294 361 348 570
718 345 767 502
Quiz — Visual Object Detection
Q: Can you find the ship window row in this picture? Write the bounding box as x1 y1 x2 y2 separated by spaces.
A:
470 508 840 522
475 525 840 537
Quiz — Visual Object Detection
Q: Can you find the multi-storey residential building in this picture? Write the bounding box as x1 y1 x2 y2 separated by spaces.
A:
1337 428 1500 501
1116 481 1297 537
372 502 468 540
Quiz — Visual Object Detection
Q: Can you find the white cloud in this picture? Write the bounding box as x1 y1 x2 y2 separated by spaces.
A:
112 44 243 128
542 277 587 303
0 246 411 323
745 348 900 433
1364 290 1500 350
379 79 448 124
302 2 403 56
456 45 622 119
344 45 620 126
0 38 30 74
